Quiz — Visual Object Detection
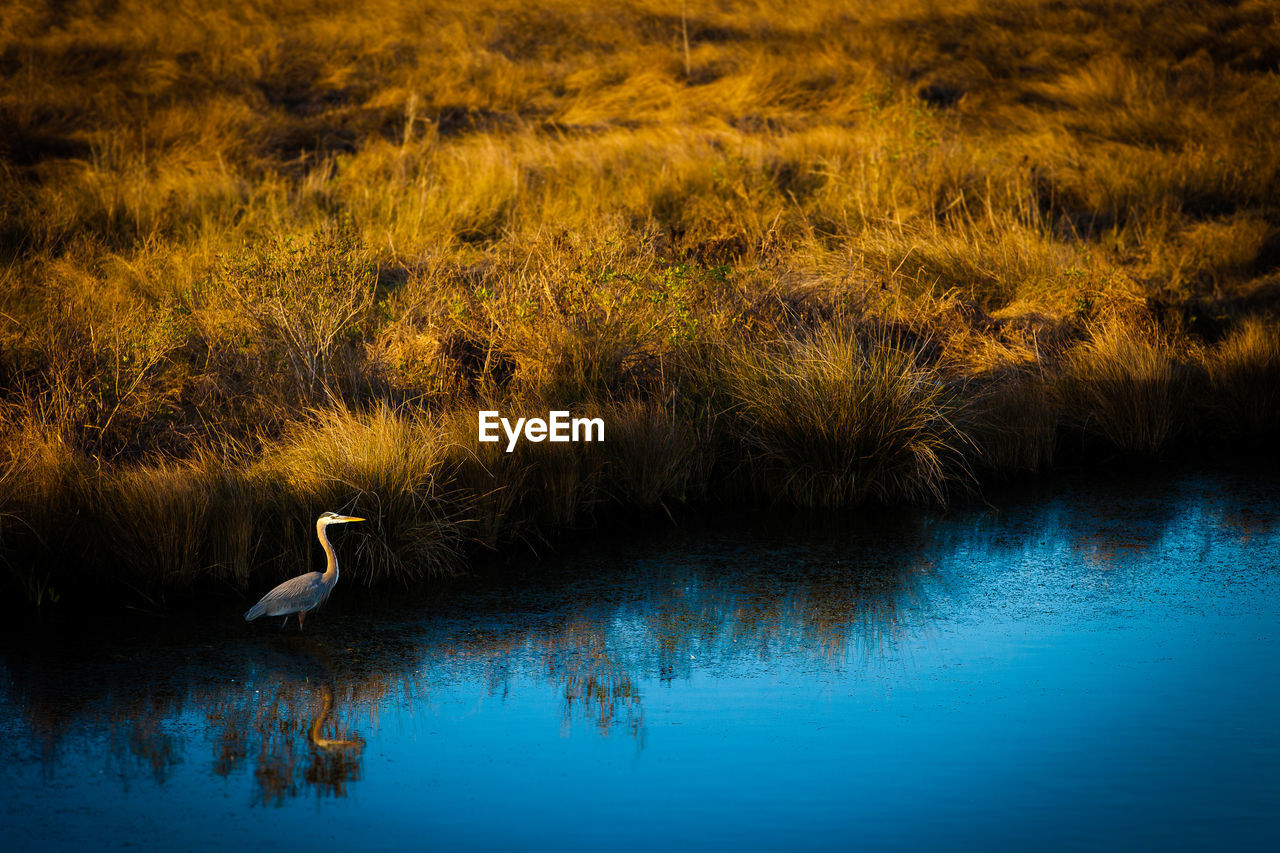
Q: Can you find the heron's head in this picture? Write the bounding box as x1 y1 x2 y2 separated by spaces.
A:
318 511 365 526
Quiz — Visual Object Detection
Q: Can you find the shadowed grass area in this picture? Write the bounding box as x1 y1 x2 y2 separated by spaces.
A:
2 0 1279 608
1207 317 1280 442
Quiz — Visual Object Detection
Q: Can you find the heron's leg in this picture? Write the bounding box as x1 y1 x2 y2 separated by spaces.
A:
298 610 307 631
281 615 289 630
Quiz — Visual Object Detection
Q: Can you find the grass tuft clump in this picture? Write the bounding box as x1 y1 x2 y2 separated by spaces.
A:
1207 318 1280 442
259 404 462 584
0 425 90 607
602 400 710 513
722 326 968 507
94 454 258 602
1059 322 1203 457
965 366 1060 474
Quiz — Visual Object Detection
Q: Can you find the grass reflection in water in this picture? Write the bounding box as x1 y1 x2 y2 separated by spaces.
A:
2 532 940 803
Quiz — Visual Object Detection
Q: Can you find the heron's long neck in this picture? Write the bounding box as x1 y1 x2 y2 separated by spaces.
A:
317 523 339 582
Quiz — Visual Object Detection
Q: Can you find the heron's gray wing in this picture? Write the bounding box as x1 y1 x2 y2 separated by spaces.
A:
244 572 326 620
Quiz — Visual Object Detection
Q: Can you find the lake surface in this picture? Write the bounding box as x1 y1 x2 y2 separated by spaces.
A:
3 463 1278 851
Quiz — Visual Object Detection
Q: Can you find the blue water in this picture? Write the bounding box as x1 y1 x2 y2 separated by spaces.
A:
2 464 1278 850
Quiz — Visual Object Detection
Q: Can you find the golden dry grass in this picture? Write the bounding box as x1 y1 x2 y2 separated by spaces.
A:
1 0 1278 607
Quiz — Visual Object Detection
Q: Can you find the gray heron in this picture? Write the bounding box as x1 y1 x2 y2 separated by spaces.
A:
244 512 365 630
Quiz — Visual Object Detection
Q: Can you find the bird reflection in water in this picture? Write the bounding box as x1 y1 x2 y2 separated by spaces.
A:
242 682 364 806
208 640 367 806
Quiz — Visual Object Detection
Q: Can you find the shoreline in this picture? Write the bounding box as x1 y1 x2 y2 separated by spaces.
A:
3 407 1276 615
2 450 1275 630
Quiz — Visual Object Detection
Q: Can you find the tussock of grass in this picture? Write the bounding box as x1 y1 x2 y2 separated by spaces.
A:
440 403 607 542
259 404 461 583
603 401 708 512
95 455 256 602
1059 323 1203 457
0 425 88 607
965 367 1059 474
1208 318 1280 442
722 327 967 507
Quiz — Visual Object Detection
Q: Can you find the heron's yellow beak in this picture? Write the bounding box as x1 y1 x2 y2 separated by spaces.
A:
342 516 366 523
